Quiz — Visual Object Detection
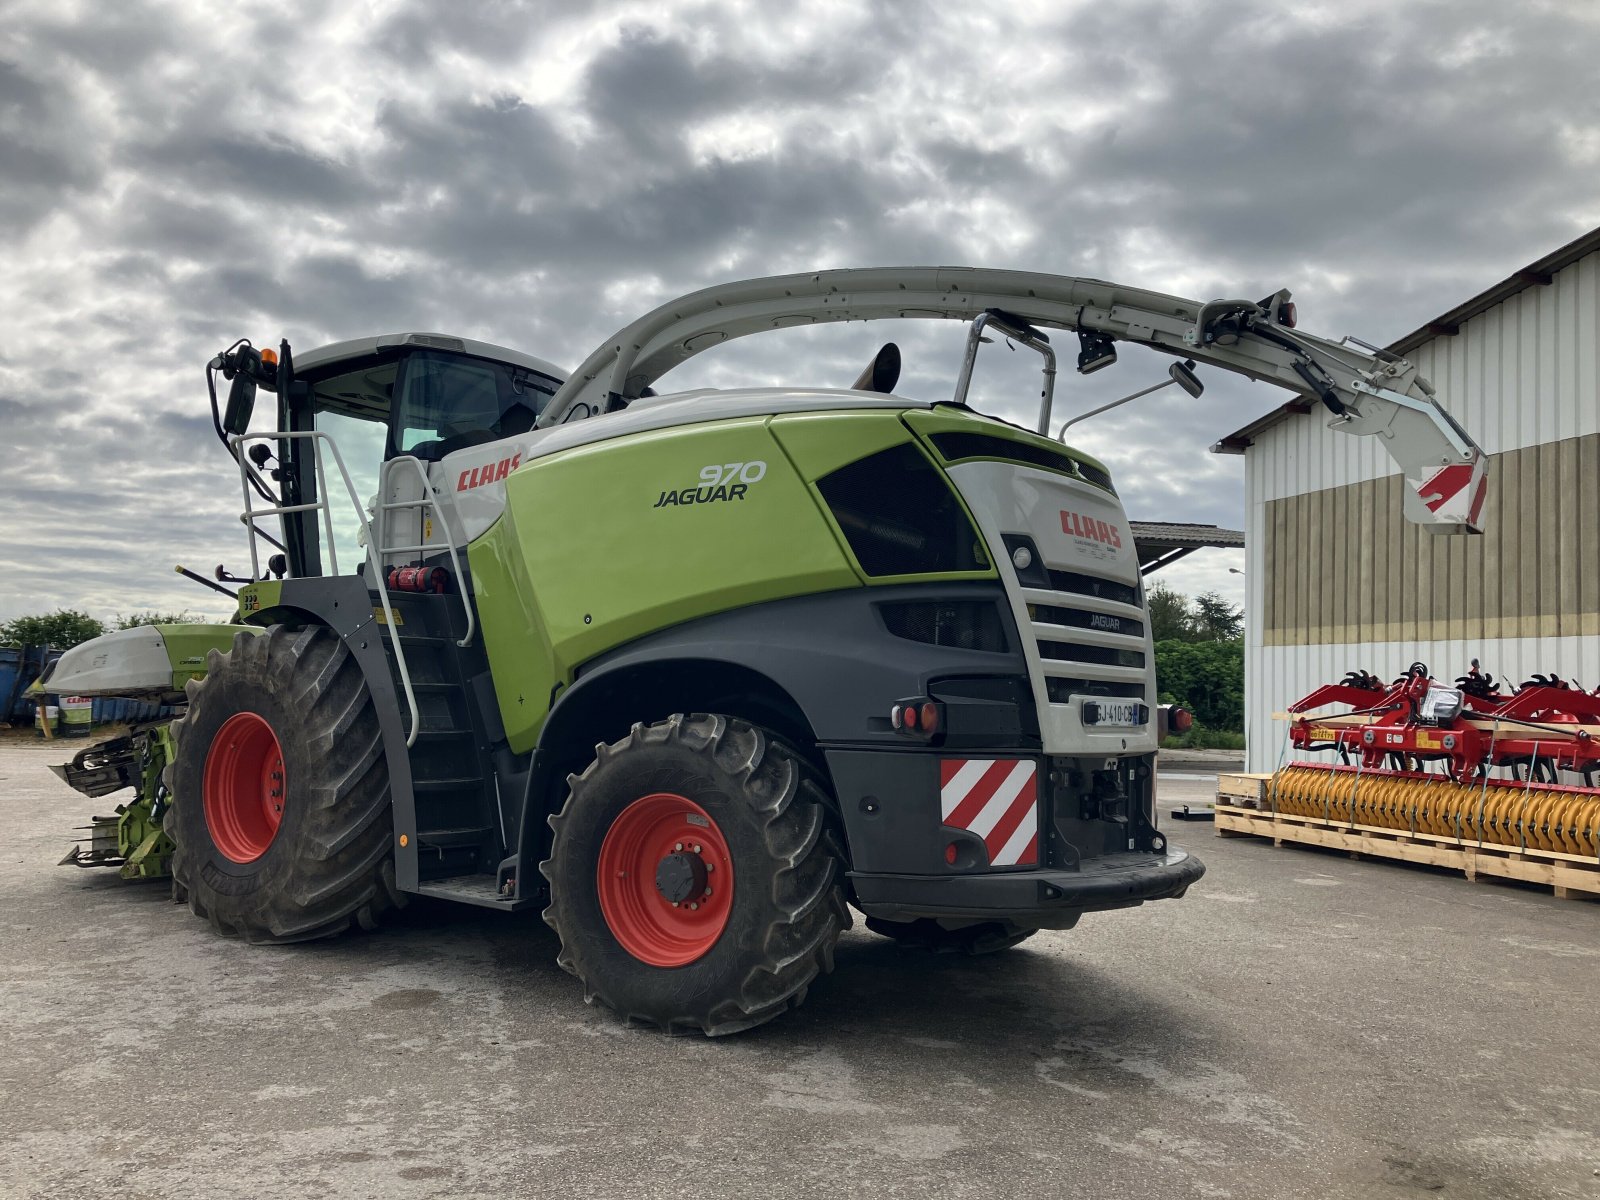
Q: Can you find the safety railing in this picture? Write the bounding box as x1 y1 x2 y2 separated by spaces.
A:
373 456 476 649
232 431 421 748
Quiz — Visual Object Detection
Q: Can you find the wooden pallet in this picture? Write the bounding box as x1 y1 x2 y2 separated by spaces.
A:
1216 772 1272 808
1214 803 1600 900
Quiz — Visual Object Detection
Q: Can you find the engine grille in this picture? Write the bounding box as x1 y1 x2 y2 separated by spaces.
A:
1026 570 1148 708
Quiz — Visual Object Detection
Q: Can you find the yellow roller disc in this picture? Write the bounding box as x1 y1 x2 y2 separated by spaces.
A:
1265 763 1600 858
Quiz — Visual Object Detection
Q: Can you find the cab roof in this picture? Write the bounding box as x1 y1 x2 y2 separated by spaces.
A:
294 332 565 383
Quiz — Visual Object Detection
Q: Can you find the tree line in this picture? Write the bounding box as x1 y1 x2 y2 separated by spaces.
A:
1147 582 1245 736
0 609 206 649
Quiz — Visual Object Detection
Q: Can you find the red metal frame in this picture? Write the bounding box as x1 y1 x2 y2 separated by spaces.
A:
1289 664 1600 784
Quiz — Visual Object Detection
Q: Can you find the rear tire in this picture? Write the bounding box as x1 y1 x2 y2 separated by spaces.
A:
541 714 850 1036
864 916 1038 955
164 626 403 943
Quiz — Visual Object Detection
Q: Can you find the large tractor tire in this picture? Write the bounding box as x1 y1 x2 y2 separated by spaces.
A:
542 714 850 1036
864 917 1038 955
164 625 403 943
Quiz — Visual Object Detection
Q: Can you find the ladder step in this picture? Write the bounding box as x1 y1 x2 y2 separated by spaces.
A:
413 777 486 793
417 826 494 847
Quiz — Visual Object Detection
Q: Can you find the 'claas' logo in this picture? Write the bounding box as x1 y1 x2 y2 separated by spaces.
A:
457 454 522 490
1060 511 1123 549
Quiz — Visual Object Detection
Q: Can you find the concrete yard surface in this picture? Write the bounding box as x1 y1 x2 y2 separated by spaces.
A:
3 740 1598 1199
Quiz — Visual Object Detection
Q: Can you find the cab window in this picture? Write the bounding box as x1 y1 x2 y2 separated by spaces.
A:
395 351 557 459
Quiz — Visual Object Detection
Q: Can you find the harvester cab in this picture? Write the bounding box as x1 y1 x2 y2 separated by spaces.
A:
50 267 1487 1035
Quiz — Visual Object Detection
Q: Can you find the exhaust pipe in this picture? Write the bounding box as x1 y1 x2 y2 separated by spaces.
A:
849 342 901 394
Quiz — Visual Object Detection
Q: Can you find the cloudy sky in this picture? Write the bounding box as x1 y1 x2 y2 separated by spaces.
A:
2 0 1597 625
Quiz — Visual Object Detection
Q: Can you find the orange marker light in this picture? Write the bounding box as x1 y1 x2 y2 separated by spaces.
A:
399 834 409 847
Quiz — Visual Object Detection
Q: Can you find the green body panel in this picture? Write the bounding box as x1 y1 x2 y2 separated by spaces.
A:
155 623 255 691
769 410 997 586
236 580 284 623
902 408 1114 488
470 416 863 752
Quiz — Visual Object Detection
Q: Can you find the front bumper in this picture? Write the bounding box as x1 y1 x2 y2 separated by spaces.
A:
850 848 1205 926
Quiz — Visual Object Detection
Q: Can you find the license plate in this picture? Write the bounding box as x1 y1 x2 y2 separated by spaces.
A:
1083 700 1145 727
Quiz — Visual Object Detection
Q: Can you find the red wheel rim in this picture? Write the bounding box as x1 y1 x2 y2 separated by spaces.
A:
596 793 735 967
202 712 286 864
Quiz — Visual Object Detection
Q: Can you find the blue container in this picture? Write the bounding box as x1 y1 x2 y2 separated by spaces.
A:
0 646 62 723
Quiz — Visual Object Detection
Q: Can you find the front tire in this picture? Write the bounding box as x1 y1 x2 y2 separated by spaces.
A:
541 714 850 1036
165 626 403 943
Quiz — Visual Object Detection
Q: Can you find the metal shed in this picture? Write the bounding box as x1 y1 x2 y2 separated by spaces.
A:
1215 225 1600 773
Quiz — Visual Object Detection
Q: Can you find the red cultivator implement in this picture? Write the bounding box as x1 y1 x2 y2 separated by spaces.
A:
1274 662 1600 857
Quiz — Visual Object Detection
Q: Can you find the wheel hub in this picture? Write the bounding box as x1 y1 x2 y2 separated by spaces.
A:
596 793 734 967
202 711 286 864
654 850 709 905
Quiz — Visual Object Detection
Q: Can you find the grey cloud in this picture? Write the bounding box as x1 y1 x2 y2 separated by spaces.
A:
1 0 1595 619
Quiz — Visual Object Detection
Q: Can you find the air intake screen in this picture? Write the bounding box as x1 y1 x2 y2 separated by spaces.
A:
879 601 1008 652
818 444 989 577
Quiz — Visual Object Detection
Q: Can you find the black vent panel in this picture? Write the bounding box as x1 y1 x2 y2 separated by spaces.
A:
1047 569 1140 607
1037 640 1145 669
817 444 989 577
1045 677 1146 703
930 432 1115 494
879 601 1009 652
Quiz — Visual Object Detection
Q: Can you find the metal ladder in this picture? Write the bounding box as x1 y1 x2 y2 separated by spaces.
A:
232 433 476 749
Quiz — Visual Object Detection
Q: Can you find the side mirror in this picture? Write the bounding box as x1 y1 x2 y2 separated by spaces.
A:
1169 359 1204 398
223 374 256 435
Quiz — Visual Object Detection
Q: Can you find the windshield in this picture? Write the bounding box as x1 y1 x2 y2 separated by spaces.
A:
395 350 558 458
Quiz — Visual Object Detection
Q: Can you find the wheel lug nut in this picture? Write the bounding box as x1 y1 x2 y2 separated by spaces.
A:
705 862 714 873
675 843 684 851
688 902 699 910
704 887 712 897
692 844 701 854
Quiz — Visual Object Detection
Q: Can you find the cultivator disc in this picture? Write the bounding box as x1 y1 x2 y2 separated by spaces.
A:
1272 661 1600 857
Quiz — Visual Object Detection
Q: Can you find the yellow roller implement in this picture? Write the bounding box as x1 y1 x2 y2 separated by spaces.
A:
1265 764 1600 858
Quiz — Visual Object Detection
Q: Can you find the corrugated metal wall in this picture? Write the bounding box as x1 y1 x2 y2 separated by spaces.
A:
1243 247 1600 772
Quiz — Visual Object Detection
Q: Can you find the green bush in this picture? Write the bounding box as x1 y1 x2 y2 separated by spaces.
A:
1154 638 1244 732
0 610 105 649
1160 726 1246 751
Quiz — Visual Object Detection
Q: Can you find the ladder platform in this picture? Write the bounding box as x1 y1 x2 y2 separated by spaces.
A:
414 873 535 910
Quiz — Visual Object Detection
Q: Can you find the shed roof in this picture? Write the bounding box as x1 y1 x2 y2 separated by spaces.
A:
1130 520 1244 575
1210 223 1600 455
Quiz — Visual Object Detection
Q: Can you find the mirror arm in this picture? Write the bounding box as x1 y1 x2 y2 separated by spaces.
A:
1059 377 1176 437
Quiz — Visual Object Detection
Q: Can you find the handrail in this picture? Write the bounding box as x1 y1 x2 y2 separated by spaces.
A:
375 456 477 649
232 431 421 748
951 311 1058 435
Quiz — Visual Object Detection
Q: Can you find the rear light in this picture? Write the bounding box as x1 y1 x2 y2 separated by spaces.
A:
944 842 959 865
1160 704 1193 736
1278 301 1297 328
890 697 944 740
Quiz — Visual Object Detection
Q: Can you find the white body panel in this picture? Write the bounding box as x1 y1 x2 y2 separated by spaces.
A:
947 460 1158 757
43 627 181 702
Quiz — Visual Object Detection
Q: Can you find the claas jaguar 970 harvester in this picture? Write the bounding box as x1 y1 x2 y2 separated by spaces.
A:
41 267 1486 1034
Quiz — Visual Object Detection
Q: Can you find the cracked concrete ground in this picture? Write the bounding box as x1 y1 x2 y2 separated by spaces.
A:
3 742 1598 1199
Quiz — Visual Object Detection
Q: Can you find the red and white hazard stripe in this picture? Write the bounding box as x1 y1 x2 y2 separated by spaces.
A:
939 758 1039 867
